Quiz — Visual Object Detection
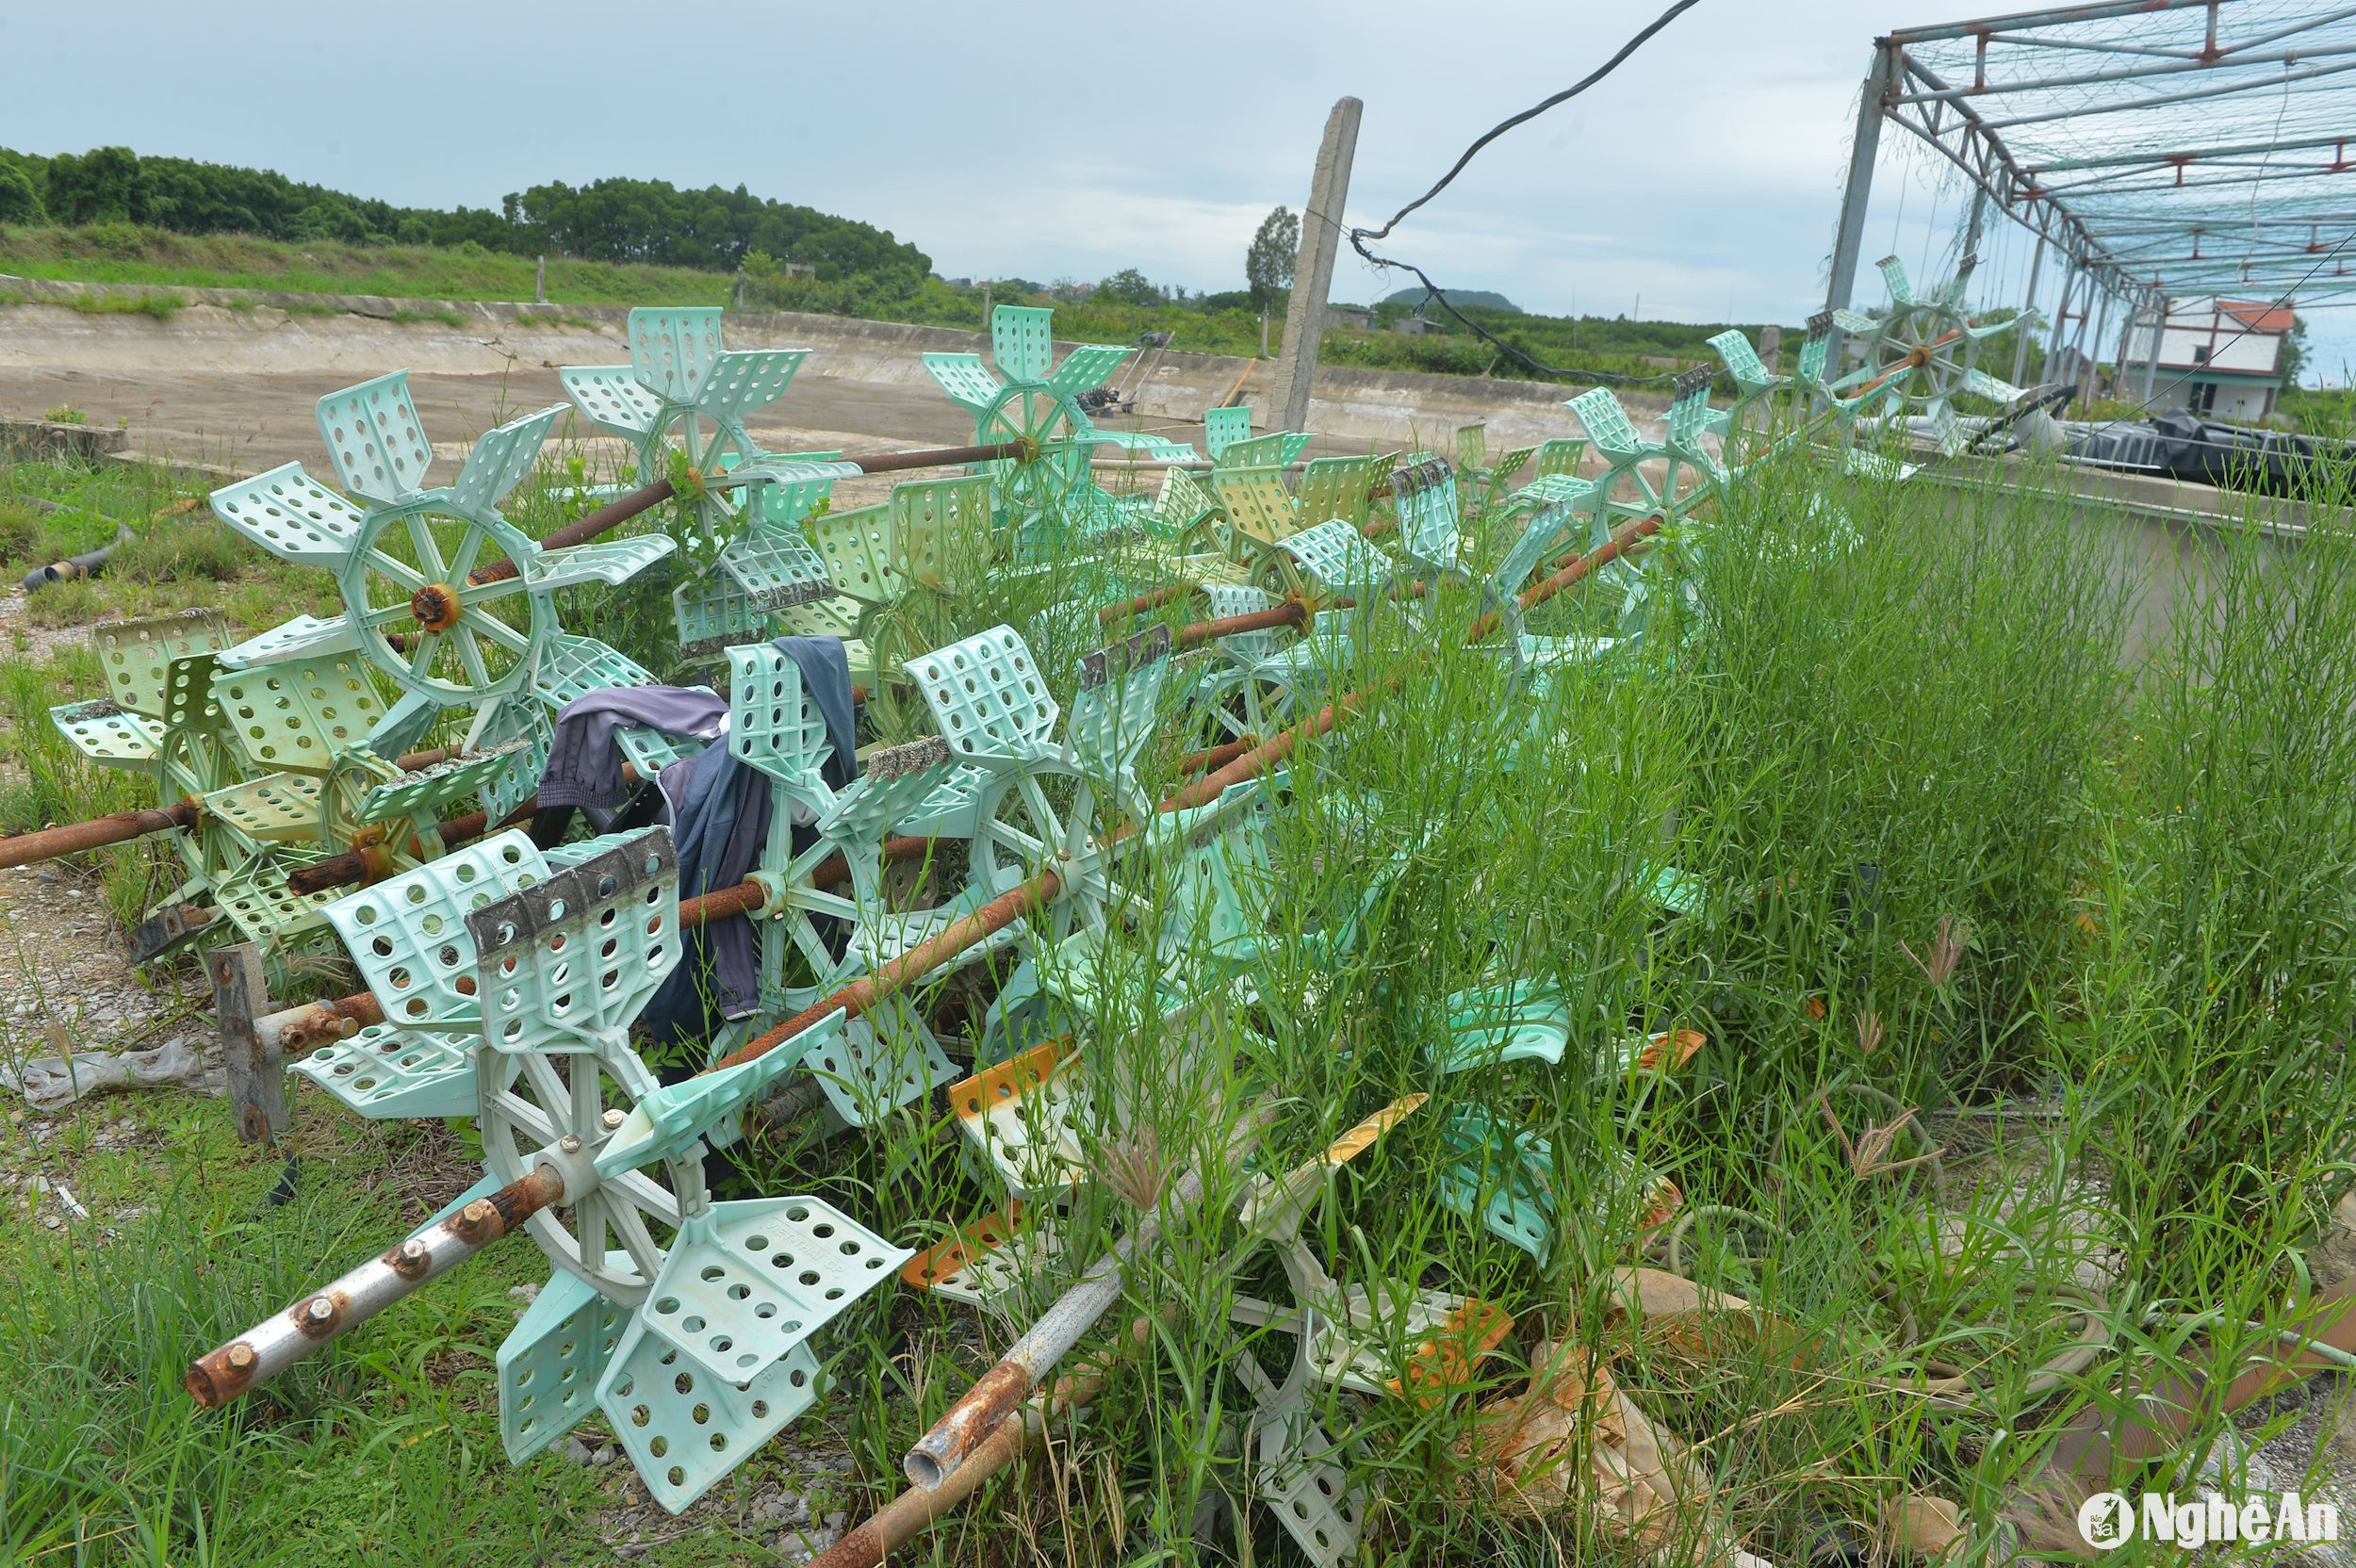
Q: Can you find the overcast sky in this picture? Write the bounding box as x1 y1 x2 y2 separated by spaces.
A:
3 0 2348 379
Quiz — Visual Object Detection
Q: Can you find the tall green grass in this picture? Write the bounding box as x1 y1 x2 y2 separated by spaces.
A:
2075 509 2356 1291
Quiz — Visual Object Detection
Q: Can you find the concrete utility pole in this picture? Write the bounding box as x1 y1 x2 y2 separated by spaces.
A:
534 254 548 305
1270 96 1362 437
1824 39 1898 374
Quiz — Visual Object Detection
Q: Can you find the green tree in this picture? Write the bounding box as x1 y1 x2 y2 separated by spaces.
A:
45 146 139 224
2280 313 2310 388
1246 205 1298 313
1097 268 1161 306
289 197 376 243
0 163 41 224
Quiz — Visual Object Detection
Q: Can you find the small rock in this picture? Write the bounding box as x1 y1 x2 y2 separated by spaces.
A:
593 1444 614 1466
824 1511 846 1532
776 1527 840 1565
564 1436 596 1467
508 1282 541 1305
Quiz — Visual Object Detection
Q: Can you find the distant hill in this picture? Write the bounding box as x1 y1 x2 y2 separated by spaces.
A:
1379 286 1522 314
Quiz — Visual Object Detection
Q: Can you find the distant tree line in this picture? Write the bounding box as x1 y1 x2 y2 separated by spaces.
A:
0 147 927 281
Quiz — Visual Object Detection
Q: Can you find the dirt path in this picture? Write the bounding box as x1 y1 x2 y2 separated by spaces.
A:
0 364 986 476
0 297 1588 476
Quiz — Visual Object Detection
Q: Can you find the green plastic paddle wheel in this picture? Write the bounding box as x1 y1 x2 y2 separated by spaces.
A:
560 307 854 646
430 831 909 1513
1821 255 2021 462
49 615 237 939
682 645 953 1126
303 828 911 1509
562 307 809 501
43 611 349 959
1536 372 1726 657
923 305 1137 530
209 371 673 710
908 622 1160 949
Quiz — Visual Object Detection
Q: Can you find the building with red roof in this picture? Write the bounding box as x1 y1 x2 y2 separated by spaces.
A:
2121 297 2294 422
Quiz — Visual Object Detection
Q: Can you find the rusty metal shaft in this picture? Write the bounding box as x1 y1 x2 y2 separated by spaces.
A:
286 794 538 897
0 800 198 870
714 870 1065 1071
466 438 1036 588
1098 583 1202 625
903 1103 1269 1490
259 835 947 1056
1177 735 1258 776
184 1163 564 1408
810 1316 1155 1568
1463 510 1661 645
1174 598 1307 651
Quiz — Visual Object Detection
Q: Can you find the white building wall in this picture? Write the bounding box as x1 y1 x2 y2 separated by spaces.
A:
2120 301 2283 376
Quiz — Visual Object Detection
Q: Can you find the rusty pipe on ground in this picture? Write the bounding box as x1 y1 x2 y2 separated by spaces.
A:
286 794 541 897
184 1163 565 1408
260 835 947 1055
1173 598 1307 651
22 523 135 592
2029 1280 2356 1495
21 498 201 593
263 990 389 1058
903 1102 1271 1490
1177 735 1257 776
466 439 1037 588
1097 583 1203 625
0 800 200 870
810 1316 1158 1568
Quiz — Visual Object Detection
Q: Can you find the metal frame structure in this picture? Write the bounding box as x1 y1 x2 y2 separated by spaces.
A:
1826 1 2356 394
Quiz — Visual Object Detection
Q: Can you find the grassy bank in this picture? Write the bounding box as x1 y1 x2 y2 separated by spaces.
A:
0 222 732 306
0 222 1765 387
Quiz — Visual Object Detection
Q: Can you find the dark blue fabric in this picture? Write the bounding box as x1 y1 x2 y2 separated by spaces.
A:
774 635 859 792
640 637 860 1052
